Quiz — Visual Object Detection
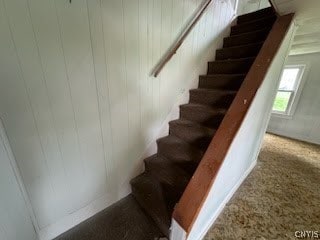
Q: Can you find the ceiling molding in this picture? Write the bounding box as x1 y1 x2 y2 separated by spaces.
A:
290 42 320 55
293 32 320 45
273 0 320 55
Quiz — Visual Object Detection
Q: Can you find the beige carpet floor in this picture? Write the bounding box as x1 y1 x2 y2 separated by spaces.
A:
204 134 320 240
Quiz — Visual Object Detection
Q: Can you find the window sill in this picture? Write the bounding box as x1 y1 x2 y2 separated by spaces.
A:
271 112 294 119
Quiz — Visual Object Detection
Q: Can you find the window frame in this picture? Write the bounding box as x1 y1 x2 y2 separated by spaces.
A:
272 64 308 118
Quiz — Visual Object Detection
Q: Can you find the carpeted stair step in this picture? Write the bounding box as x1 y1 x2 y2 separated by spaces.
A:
180 103 226 128
157 135 204 173
198 74 245 90
130 173 171 237
223 28 270 48
189 88 236 107
144 155 191 189
207 57 255 74
169 119 216 149
237 7 275 24
216 42 263 60
231 15 276 35
144 155 191 211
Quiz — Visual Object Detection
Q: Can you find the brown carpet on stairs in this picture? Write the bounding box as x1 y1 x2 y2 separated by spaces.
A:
204 134 320 240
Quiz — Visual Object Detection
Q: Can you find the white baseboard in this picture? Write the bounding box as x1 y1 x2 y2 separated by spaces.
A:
267 128 320 145
38 193 117 240
193 160 257 240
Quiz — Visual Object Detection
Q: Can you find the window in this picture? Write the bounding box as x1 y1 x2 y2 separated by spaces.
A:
272 65 306 116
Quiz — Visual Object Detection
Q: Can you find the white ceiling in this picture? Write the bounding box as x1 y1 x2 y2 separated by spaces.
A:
272 0 320 55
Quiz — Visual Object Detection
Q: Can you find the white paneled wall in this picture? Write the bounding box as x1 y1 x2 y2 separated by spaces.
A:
0 121 37 240
268 53 320 145
0 0 235 237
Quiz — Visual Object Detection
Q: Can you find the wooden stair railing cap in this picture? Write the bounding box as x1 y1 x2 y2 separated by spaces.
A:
172 13 295 234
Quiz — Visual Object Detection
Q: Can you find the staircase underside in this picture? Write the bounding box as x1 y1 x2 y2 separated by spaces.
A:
55 7 277 240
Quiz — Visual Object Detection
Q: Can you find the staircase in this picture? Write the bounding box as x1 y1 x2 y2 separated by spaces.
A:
55 7 279 240
130 7 277 238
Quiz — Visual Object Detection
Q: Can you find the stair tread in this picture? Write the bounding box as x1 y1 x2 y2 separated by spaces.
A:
157 134 205 149
156 135 204 173
231 15 276 35
157 134 205 157
208 57 255 75
170 118 216 134
223 28 271 48
235 14 276 27
198 76 245 90
226 27 271 39
237 7 274 24
210 56 255 63
216 42 264 60
199 73 246 78
169 119 216 158
130 172 171 237
219 41 264 50
190 88 237 94
180 103 227 114
145 154 191 186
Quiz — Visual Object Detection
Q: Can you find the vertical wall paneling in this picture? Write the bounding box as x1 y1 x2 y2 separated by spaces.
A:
222 1 231 42
176 0 187 94
138 0 150 144
28 0 89 222
152 0 162 127
0 0 235 237
86 0 113 199
3 0 67 227
180 0 196 85
101 0 130 198
160 0 173 118
0 121 37 240
217 1 226 47
55 0 106 211
123 0 143 188
196 3 207 64
192 4 201 64
170 0 185 107
209 1 221 58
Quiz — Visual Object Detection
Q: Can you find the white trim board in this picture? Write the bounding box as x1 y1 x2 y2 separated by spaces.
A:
267 129 320 146
189 160 257 240
170 220 187 240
